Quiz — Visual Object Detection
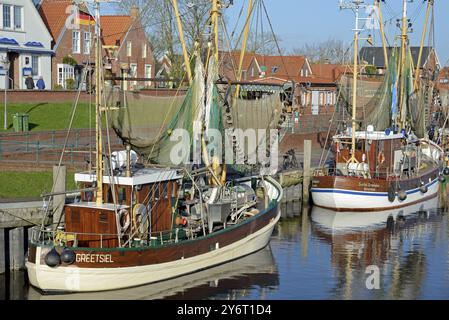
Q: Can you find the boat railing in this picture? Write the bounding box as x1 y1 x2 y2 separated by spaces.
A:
313 166 394 180
30 225 190 249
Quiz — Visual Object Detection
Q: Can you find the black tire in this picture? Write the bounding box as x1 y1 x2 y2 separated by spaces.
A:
388 184 396 202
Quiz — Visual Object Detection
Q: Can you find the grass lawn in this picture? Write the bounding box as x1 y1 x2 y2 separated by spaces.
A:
0 171 77 199
0 102 97 132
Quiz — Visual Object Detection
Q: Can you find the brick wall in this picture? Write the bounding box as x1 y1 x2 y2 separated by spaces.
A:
0 90 91 104
0 88 188 104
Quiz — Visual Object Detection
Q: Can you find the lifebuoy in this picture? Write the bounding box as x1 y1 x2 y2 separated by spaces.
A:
119 209 131 233
377 151 385 165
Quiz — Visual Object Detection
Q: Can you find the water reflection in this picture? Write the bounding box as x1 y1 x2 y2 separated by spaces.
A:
310 197 447 299
27 246 279 300
2 195 449 300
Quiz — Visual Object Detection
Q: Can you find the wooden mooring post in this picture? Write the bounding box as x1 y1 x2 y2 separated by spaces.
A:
53 165 66 225
302 140 311 205
0 230 5 274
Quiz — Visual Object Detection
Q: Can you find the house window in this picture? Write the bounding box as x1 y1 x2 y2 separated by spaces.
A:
145 64 152 87
31 56 39 76
127 41 132 57
57 64 75 88
72 31 80 53
300 69 304 77
3 4 11 29
13 6 22 30
251 67 254 78
305 69 309 77
130 63 137 86
142 43 147 58
83 32 91 54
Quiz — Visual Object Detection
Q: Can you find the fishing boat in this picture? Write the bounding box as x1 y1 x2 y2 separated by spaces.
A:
26 0 282 293
311 0 443 212
27 246 278 300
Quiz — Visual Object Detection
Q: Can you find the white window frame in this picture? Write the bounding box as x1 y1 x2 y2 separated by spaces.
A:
13 6 22 30
83 32 91 55
57 63 75 88
127 41 132 57
130 63 137 87
142 43 147 58
3 4 12 29
144 64 152 87
72 31 80 54
31 55 39 76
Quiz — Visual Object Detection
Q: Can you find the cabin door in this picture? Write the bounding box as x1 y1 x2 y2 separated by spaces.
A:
150 182 173 234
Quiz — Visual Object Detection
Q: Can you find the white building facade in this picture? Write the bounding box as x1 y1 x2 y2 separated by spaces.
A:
0 0 53 90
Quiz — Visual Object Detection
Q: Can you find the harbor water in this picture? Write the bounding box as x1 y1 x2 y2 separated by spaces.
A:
1 197 449 300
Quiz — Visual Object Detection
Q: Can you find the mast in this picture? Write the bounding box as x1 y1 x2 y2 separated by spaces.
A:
212 0 220 62
375 0 389 67
414 0 434 91
235 0 254 98
340 1 367 164
94 0 103 205
398 0 408 130
172 0 193 84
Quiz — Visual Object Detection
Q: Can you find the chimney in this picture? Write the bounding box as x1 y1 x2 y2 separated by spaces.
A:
130 6 139 20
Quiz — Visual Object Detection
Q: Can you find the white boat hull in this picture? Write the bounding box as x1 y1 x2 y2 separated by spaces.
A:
311 178 439 211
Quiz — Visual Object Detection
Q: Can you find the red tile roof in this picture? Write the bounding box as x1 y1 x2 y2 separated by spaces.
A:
38 0 72 41
100 15 133 46
38 0 93 42
250 55 307 81
220 51 260 81
311 63 348 82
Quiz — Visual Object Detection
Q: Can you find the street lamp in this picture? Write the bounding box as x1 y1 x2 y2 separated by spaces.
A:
2 58 10 130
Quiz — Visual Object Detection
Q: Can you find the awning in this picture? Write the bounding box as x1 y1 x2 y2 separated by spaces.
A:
0 45 54 56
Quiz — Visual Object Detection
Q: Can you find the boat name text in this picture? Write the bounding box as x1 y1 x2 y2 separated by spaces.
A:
75 253 114 263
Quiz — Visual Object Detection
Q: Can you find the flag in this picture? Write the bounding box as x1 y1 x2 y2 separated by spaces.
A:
79 12 95 26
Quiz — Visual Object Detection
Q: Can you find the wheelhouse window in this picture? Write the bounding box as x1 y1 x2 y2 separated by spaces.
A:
72 31 80 53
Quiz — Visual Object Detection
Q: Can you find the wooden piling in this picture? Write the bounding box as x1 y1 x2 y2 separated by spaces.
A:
302 140 312 205
9 228 24 271
0 230 5 274
52 165 66 225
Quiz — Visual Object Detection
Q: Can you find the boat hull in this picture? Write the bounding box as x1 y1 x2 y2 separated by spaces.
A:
310 169 440 211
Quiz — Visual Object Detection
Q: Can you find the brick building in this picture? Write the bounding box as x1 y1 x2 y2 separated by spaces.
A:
101 7 155 91
37 0 95 90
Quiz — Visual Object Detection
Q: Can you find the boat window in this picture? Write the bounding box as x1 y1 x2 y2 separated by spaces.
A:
99 212 108 224
118 187 126 203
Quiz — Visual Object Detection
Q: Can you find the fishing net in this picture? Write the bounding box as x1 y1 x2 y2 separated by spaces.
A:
338 48 399 131
105 87 187 155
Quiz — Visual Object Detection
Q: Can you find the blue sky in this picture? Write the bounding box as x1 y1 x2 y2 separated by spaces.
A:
102 0 449 65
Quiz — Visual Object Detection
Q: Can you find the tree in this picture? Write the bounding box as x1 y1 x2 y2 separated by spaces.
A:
291 39 350 64
116 0 212 79
244 31 284 55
